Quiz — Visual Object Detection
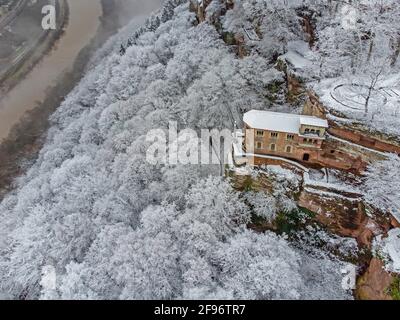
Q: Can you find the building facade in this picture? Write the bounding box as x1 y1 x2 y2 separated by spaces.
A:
243 110 329 165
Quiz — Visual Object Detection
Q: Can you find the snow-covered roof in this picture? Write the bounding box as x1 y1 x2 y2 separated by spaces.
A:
243 110 328 134
300 117 329 128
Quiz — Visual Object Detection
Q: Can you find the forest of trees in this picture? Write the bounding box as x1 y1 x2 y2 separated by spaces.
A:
1 0 399 300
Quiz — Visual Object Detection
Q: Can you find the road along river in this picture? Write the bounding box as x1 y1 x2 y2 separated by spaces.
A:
0 0 102 141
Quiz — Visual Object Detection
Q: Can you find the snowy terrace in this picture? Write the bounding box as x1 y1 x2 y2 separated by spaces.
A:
278 40 400 138
311 75 400 137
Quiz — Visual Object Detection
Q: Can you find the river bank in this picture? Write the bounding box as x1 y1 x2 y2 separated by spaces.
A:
0 0 103 140
0 0 69 95
0 0 162 199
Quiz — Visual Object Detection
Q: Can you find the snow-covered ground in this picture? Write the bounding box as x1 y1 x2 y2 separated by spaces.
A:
312 74 400 137
280 40 315 74
305 168 362 195
279 34 400 138
374 228 400 273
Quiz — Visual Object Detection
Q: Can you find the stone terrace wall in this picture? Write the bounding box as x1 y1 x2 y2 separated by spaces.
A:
328 124 400 155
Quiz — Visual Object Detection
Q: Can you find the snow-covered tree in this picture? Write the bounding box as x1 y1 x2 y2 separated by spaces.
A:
0 0 358 300
363 154 400 223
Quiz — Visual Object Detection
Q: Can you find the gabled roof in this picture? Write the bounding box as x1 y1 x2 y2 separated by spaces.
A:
243 110 328 134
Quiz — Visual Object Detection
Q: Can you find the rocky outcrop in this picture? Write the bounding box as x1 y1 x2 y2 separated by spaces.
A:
190 0 213 23
287 73 306 103
298 189 392 247
230 166 392 248
303 91 327 118
229 166 399 299
190 0 248 58
356 258 394 300
317 135 385 173
296 8 317 48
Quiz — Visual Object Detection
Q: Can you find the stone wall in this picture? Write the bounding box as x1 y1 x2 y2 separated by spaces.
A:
249 135 374 173
315 137 383 172
328 124 400 155
298 189 391 247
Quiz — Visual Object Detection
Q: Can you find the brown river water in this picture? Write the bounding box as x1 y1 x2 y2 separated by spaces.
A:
0 0 103 141
0 0 163 143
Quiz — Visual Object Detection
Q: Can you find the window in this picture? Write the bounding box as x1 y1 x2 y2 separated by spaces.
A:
310 129 316 134
305 128 310 133
270 143 276 151
256 142 263 149
286 145 292 153
271 132 279 138
256 130 264 137
286 134 294 140
316 130 321 136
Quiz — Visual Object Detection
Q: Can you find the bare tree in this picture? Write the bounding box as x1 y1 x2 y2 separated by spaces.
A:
364 64 385 116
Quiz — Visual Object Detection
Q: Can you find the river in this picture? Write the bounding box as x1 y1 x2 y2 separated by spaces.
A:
0 0 163 143
0 0 102 141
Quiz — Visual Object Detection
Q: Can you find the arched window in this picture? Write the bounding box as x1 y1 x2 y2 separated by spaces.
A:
270 143 276 151
286 145 292 153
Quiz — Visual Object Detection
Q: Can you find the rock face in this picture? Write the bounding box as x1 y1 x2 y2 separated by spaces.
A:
356 258 394 300
287 73 306 102
229 167 398 299
328 124 400 154
303 91 327 118
231 164 392 248
190 0 214 22
298 189 392 247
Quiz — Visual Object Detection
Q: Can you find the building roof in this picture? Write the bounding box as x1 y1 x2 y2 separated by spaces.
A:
299 116 328 128
243 110 328 134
